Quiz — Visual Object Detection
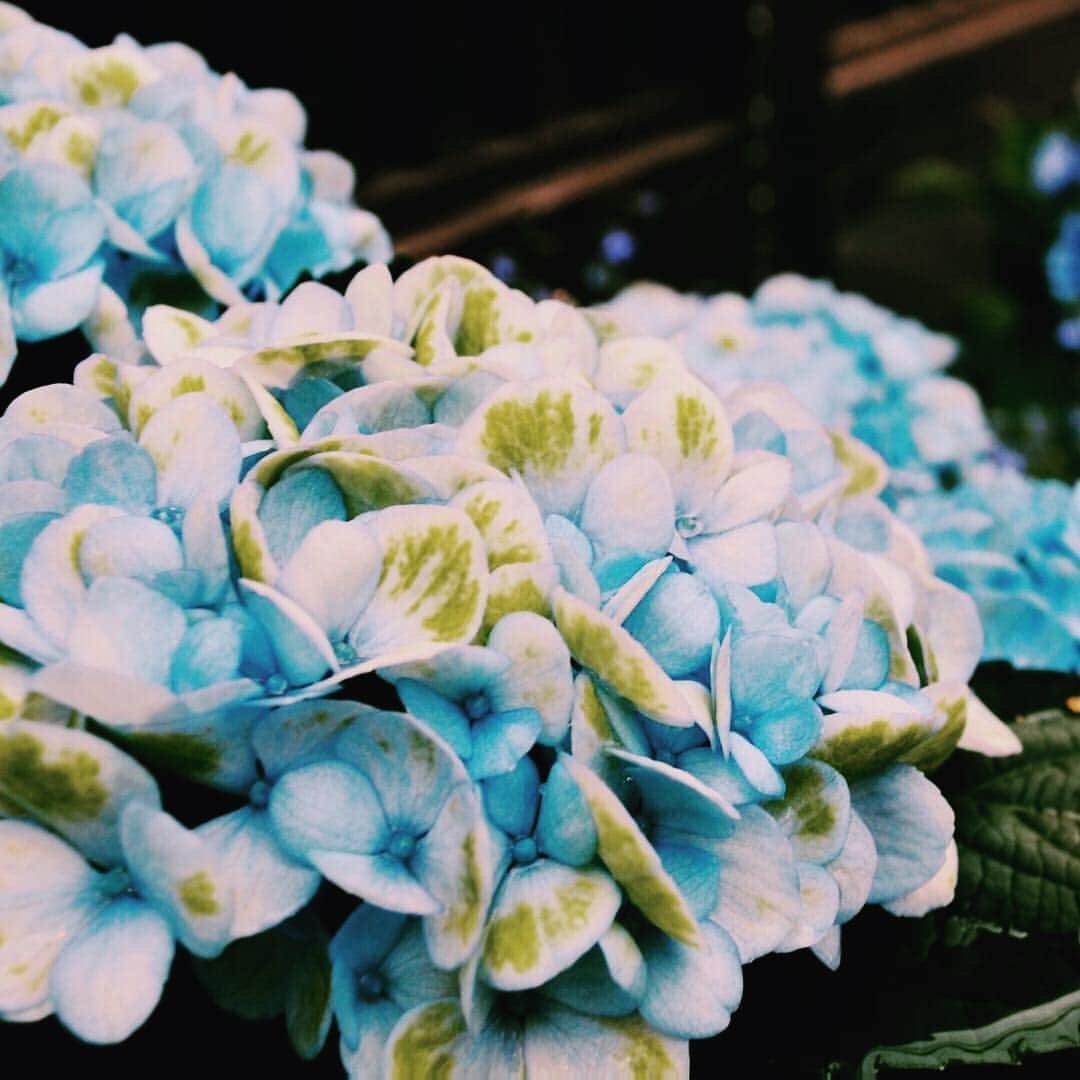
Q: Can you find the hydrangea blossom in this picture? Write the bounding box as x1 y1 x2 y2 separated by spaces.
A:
599 274 1080 676
1031 125 1080 348
0 4 390 384
0 256 1020 1075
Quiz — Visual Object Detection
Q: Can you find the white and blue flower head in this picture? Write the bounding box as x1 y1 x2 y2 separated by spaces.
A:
595 274 994 495
0 6 389 384
0 723 236 1040
0 256 1022 1075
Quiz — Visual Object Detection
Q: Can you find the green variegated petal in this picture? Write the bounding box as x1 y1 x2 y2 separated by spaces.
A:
394 255 496 325
765 759 851 865
397 455 506 501
525 1003 689 1079
415 783 496 970
384 999 524 1079
826 538 919 686
72 353 123 404
561 755 700 946
141 305 216 365
487 611 573 744
813 689 946 779
127 358 264 439
570 672 648 784
240 373 301 446
0 721 160 866
451 480 550 570
829 429 888 498
621 373 734 513
237 333 411 390
479 561 558 641
456 378 622 517
955 688 1021 756
344 263 394 336
66 44 159 109
481 860 620 991
899 683 969 771
411 279 462 368
81 283 142 366
5 384 121 433
348 505 488 655
593 337 687 408
553 588 694 727
287 453 433 517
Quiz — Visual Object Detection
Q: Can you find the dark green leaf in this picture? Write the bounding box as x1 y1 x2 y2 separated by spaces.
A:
286 936 333 1061
948 711 1080 933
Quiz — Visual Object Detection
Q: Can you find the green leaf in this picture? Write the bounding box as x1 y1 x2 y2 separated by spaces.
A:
947 710 1080 934
285 933 333 1061
194 909 329 1047
858 988 1080 1077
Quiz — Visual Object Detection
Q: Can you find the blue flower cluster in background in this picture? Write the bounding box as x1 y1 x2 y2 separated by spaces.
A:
1032 124 1080 349
0 4 390 385
599 274 1080 676
0 257 1019 1076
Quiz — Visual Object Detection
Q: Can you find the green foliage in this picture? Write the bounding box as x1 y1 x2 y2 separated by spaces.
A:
948 710 1080 934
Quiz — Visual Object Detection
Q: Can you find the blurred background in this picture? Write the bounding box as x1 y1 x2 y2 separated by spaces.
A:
18 0 1080 481
10 2 1080 1076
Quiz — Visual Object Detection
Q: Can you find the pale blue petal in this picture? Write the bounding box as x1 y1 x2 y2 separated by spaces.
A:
470 709 542 780
62 435 156 514
745 699 824 765
268 761 388 862
623 570 719 678
639 921 742 1039
851 765 954 904
534 757 598 867
257 467 347 570
827 809 877 924
482 755 540 839
77 516 184 587
67 576 187 686
50 897 173 1045
169 616 243 693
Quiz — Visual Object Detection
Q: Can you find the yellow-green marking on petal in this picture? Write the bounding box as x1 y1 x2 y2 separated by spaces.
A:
766 763 835 840
479 389 576 477
603 1014 681 1080
390 1001 465 1080
178 871 220 917
675 393 719 460
0 732 107 821
483 902 541 974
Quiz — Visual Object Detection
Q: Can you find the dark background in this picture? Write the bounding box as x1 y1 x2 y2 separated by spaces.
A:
8 2 1080 1075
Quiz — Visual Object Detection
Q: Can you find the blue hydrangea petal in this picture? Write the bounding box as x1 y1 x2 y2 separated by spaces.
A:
469 708 542 780
168 615 243 693
62 435 157 514
534 757 598 867
851 764 954 904
689 521 778 591
78 516 183 586
775 862 841 953
256 466 347 571
10 262 104 341
639 920 742 1039
0 510 57 605
67 576 187 686
542 923 645 1018
623 570 719 679
827 808 877 924
50 896 174 1045
313 852 440 915
481 755 540 839
268 761 388 863
730 630 824 716
335 711 469 837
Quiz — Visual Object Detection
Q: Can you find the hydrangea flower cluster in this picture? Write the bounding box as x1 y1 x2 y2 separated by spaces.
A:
596 274 995 495
896 463 1080 674
1031 127 1080 349
0 256 1020 1076
0 3 390 384
598 274 1080 676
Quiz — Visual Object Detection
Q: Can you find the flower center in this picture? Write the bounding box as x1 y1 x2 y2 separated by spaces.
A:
249 780 271 809
676 514 703 540
4 255 32 285
464 693 491 721
151 505 185 530
355 971 385 1001
388 831 416 862
101 867 133 899
264 673 289 696
511 836 538 865
333 640 358 665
